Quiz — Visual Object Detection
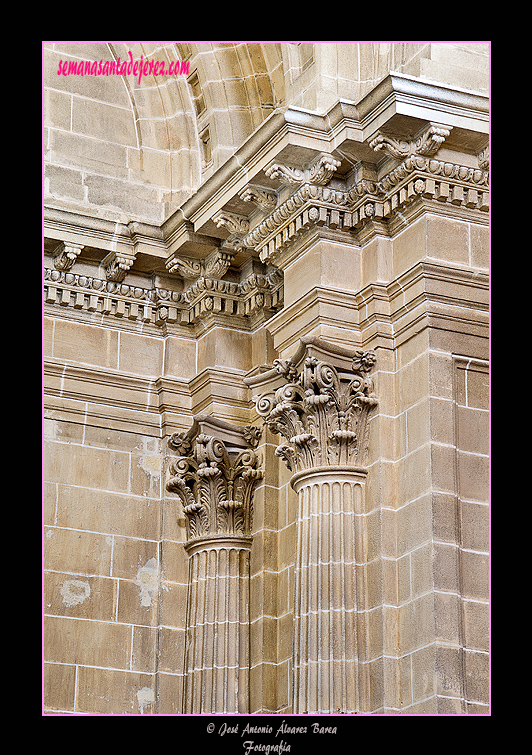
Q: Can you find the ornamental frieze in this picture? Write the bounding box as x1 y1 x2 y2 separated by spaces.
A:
242 154 489 264
43 267 283 330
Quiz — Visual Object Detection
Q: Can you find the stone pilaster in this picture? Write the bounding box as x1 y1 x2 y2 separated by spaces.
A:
250 337 378 713
166 416 262 714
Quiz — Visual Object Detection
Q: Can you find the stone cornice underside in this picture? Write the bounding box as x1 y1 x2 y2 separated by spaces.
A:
44 73 488 332
44 154 487 334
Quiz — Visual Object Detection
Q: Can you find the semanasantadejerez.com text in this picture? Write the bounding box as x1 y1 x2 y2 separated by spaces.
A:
57 52 190 84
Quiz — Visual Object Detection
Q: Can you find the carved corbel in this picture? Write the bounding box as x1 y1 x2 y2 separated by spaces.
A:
265 153 341 187
166 249 235 281
213 210 250 236
203 248 235 278
212 210 251 253
239 184 278 212
166 254 203 279
478 145 489 170
103 251 136 282
53 242 84 271
369 122 452 159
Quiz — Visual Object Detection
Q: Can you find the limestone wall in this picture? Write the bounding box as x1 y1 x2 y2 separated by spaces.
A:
43 41 489 715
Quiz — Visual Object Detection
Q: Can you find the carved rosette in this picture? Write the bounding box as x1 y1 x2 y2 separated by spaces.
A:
166 432 262 543
255 350 378 472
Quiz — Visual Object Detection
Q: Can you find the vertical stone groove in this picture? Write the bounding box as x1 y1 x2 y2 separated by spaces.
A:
183 542 252 713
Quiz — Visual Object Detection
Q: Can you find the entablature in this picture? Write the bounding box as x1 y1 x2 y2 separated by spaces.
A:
45 73 488 267
44 72 488 333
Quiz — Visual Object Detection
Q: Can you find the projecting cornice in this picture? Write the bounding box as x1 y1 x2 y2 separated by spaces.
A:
242 154 489 265
44 73 488 340
44 73 488 269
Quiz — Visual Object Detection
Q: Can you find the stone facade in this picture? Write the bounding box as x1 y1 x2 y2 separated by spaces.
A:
43 42 490 715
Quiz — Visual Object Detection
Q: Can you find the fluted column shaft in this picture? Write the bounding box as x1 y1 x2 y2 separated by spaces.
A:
291 467 366 714
183 536 252 714
165 417 262 715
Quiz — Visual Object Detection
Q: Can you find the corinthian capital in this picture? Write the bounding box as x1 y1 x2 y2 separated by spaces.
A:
254 348 377 472
166 418 262 542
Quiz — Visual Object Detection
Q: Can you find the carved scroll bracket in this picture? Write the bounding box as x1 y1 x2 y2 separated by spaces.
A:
166 247 236 280
369 122 452 159
53 242 84 271
212 210 250 253
103 250 137 282
265 153 341 187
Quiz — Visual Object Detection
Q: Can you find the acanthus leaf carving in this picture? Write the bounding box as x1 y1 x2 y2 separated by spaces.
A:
255 349 377 472
104 251 137 282
242 150 488 266
212 211 250 236
239 184 278 211
53 242 84 271
265 154 341 187
369 123 452 159
306 155 342 185
204 249 235 278
166 255 203 279
210 210 251 254
166 425 263 542
166 249 236 281
478 145 489 170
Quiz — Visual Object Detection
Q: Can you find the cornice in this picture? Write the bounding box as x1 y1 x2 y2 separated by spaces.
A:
44 73 488 270
44 73 489 347
356 72 489 135
242 151 488 264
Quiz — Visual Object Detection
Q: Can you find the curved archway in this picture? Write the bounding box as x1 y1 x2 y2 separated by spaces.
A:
44 42 284 223
44 42 201 223
174 42 284 175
